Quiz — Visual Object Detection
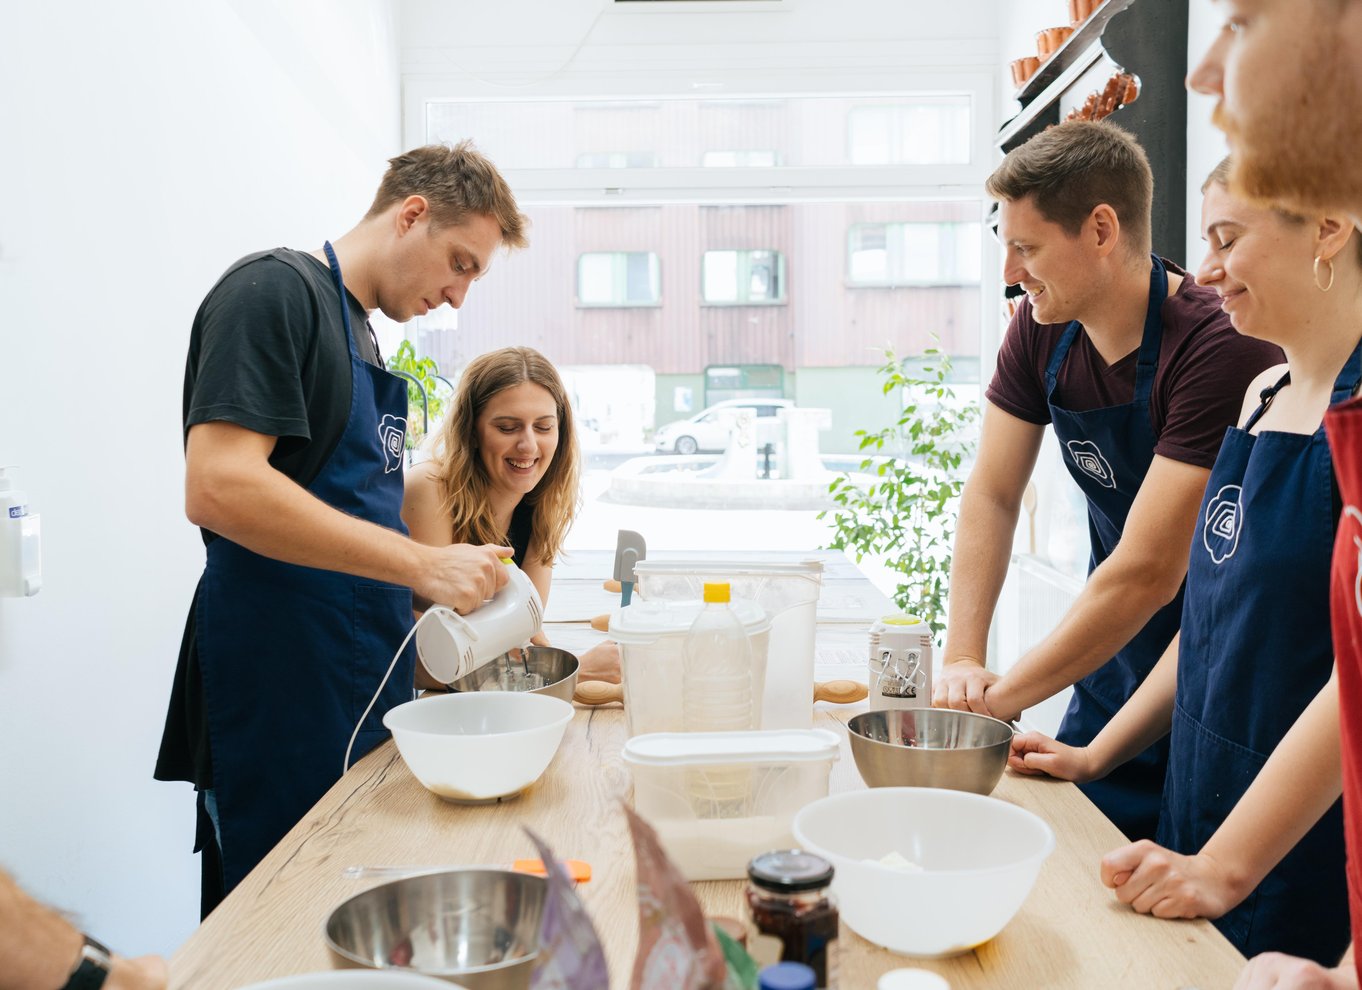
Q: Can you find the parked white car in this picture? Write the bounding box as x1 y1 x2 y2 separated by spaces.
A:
653 398 793 454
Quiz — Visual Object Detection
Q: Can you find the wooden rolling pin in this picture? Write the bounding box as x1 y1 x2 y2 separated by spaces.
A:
573 679 868 707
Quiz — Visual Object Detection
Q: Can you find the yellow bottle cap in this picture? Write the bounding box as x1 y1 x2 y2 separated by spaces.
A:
703 582 731 603
881 614 923 626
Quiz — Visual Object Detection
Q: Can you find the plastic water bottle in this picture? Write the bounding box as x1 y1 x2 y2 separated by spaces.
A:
682 582 755 815
682 582 756 733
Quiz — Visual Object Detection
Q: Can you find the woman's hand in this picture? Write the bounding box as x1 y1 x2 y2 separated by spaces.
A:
105 954 170 990
1099 842 1246 920
1008 731 1099 782
1233 953 1358 990
578 641 621 683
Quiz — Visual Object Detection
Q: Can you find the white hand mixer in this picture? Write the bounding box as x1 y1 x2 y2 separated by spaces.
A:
344 559 545 771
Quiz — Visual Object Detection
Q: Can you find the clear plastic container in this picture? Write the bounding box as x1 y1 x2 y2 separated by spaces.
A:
622 728 841 881
632 560 823 729
611 597 771 738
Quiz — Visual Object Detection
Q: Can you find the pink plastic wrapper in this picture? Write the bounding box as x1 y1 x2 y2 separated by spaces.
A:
527 827 610 990
625 805 728 990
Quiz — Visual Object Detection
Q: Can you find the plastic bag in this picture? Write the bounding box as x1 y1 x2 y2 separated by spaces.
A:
527 827 610 990
625 805 728 990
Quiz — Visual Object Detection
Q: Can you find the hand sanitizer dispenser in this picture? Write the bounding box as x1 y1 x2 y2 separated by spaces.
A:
0 466 41 597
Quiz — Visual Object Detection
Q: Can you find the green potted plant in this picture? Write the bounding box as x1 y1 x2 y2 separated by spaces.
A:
819 345 979 638
386 339 449 450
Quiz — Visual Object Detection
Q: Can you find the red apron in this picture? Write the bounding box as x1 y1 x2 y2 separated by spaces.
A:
1326 396 1362 977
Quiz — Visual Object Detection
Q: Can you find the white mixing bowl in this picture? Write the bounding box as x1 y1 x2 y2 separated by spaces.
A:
792 787 1055 957
383 692 573 803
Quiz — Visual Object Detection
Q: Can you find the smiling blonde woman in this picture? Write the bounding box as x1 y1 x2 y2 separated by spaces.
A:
402 346 620 683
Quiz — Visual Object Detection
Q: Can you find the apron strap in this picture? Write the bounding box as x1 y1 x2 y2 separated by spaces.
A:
1244 371 1293 431
1331 339 1362 405
1131 256 1169 406
1043 256 1169 401
323 241 385 365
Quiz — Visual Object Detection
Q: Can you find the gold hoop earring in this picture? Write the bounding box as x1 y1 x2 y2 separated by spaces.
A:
1315 255 1336 292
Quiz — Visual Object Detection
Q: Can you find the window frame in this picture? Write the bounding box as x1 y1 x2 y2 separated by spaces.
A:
700 248 787 306
575 250 664 308
846 220 983 288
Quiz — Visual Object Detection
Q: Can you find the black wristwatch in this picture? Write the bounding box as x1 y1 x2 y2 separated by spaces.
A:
62 934 112 990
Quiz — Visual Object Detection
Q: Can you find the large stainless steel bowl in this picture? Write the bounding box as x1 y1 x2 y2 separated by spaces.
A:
847 708 1013 795
446 647 579 704
325 870 545 990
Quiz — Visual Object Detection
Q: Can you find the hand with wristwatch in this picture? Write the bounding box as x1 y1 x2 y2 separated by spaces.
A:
61 934 168 990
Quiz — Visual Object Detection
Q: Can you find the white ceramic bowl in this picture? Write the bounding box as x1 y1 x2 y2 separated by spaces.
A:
239 973 459 989
792 787 1055 957
383 692 573 803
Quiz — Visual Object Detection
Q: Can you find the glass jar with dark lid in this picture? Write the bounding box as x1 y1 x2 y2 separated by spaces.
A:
745 850 839 989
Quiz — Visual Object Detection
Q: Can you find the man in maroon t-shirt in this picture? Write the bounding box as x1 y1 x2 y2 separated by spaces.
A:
932 121 1282 841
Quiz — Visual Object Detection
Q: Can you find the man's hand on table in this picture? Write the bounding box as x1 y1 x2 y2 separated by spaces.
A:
1007 731 1099 782
1099 841 1245 920
932 658 999 715
1233 953 1358 990
106 954 170 990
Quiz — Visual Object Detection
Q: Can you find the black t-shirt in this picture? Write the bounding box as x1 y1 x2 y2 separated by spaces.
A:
156 248 381 788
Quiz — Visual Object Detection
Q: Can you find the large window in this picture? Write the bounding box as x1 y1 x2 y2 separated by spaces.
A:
848 222 982 286
702 249 785 305
576 151 658 168
848 101 971 165
577 251 662 306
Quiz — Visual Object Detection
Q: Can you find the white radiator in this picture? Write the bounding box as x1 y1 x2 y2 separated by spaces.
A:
991 553 1083 737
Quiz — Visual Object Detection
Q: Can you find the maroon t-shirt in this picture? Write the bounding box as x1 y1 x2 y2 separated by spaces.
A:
986 260 1285 469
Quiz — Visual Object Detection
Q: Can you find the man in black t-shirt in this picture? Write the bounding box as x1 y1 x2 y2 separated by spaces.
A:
155 142 530 914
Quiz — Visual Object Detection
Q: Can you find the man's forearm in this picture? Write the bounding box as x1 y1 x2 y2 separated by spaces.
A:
189 460 427 588
942 486 1022 665
1200 671 1343 902
0 869 82 989
990 553 1181 715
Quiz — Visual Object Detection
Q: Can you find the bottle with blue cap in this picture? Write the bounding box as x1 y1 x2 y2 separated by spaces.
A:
758 961 817 990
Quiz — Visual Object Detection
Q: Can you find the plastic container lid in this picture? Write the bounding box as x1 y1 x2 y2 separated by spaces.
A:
621 728 841 768
747 849 834 893
758 962 816 990
633 559 824 579
608 596 770 643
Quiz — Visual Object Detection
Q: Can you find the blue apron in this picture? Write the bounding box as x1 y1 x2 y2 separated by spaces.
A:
1155 346 1360 963
1049 256 1178 841
196 242 415 895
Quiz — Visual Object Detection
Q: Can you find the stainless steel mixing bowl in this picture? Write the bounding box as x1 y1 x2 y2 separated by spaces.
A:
847 708 1013 795
324 869 545 990
446 646 579 704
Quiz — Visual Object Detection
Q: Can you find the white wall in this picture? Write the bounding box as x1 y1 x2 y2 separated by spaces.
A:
0 0 400 958
1185 0 1230 267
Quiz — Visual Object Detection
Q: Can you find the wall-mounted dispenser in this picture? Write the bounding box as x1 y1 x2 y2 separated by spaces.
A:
0 466 41 597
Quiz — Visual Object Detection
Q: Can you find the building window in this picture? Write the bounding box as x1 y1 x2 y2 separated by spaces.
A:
848 101 971 165
847 222 982 286
702 249 785 304
701 150 782 167
575 151 659 168
577 251 662 306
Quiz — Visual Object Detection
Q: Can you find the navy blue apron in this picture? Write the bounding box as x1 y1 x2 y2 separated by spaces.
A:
196 242 415 896
1049 256 1178 841
1155 346 1360 964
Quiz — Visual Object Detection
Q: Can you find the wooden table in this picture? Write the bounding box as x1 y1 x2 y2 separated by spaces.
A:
171 553 1248 989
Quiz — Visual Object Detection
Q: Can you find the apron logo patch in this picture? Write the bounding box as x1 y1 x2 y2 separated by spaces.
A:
1066 440 1116 489
1202 484 1243 564
378 414 407 473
